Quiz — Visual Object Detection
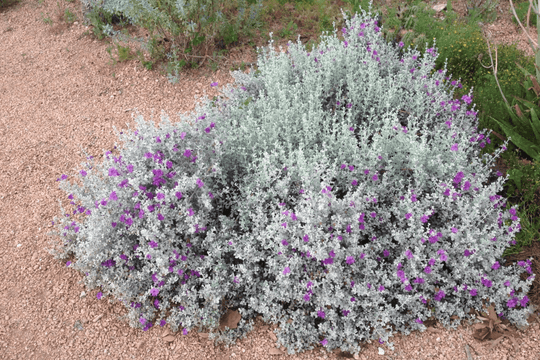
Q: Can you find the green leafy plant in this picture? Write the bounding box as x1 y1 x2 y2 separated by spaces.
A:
278 20 299 38
132 49 156 71
41 12 53 25
106 40 137 66
63 8 77 23
215 21 240 48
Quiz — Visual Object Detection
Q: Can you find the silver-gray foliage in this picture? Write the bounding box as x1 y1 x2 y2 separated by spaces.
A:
46 1 536 356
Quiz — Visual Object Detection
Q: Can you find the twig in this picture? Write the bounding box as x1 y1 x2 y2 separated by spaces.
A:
477 28 509 105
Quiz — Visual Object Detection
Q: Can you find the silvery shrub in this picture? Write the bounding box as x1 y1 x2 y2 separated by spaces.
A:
45 1 536 356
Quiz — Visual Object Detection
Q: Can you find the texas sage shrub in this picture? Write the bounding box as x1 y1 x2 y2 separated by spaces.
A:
45 103 255 335
46 0 536 357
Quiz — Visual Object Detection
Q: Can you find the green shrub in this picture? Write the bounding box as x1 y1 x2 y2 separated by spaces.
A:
414 13 491 86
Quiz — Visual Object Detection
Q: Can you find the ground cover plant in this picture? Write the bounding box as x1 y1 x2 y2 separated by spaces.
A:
43 1 540 356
